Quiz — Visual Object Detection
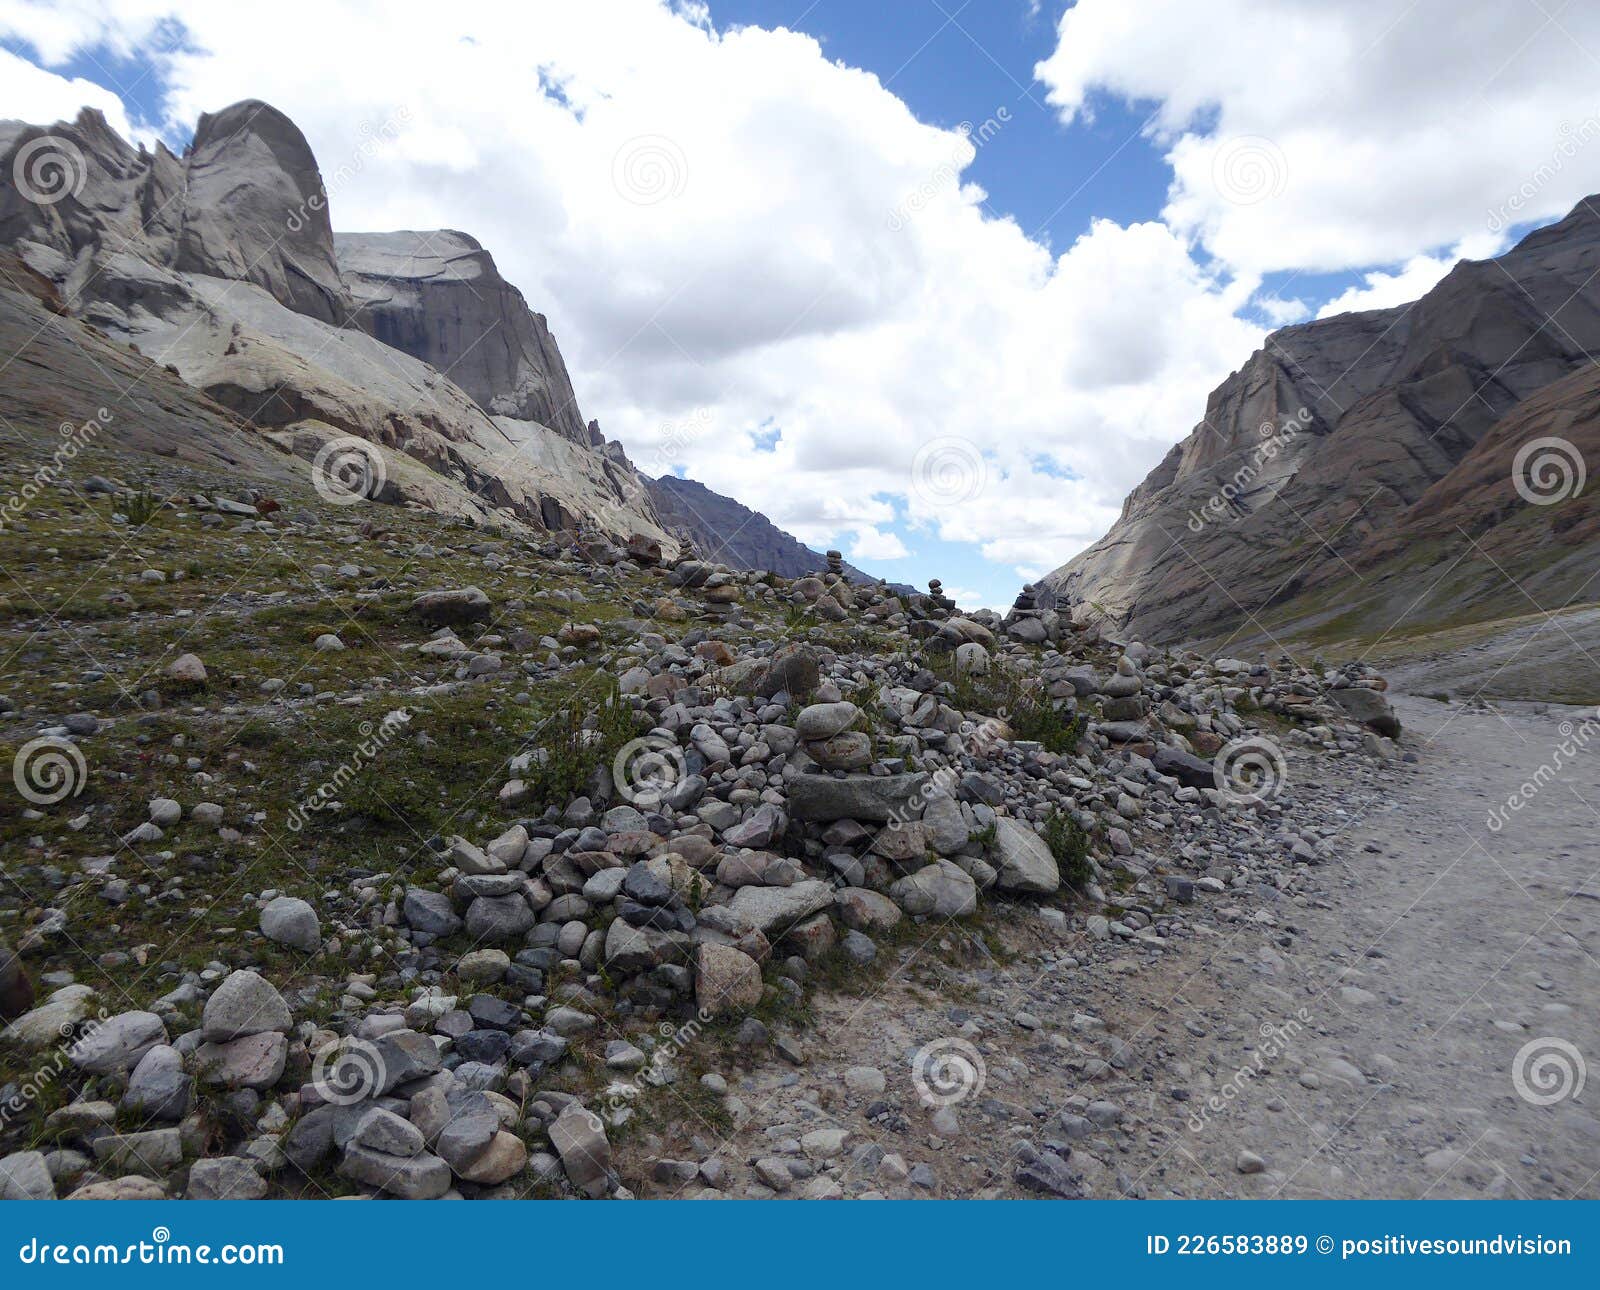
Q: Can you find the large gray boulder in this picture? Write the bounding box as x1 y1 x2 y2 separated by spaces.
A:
69 1010 167 1074
259 895 321 952
1152 744 1216 789
788 771 928 823
726 880 835 934
548 1103 612 1198
201 970 291 1041
1329 687 1401 738
889 861 978 918
991 818 1061 894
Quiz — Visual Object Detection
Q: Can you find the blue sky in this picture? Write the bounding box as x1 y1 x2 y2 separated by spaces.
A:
3 1 1589 609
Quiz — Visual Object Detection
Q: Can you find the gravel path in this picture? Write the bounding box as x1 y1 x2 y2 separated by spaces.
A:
1107 692 1600 1198
688 693 1600 1198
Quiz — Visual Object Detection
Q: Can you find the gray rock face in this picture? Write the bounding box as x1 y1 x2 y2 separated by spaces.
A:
788 772 929 823
0 101 341 322
0 102 678 554
1045 197 1600 645
338 230 591 444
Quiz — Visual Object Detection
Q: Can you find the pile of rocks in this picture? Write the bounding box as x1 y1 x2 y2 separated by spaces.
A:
0 534 1401 1200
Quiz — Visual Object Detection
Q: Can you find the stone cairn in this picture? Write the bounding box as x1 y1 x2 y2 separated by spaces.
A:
1007 583 1040 626
825 550 844 579
926 578 957 617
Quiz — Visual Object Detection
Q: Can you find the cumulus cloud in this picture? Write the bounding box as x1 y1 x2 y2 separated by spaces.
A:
1036 0 1600 278
0 0 1268 602
4 0 1592 605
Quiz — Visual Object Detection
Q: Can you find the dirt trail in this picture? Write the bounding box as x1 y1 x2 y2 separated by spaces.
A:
686 693 1600 1198
1097 692 1600 1198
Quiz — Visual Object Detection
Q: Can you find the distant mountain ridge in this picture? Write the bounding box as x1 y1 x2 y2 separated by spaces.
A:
1044 197 1600 651
647 474 908 589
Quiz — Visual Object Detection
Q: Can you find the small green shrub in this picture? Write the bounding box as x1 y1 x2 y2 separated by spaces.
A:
1044 809 1093 888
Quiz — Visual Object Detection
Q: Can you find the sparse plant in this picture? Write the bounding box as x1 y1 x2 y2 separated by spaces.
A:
1044 809 1093 889
122 487 160 527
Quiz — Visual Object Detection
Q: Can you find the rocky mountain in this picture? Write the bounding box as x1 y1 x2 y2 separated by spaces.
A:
0 101 672 547
1045 198 1600 652
336 230 594 444
646 473 898 586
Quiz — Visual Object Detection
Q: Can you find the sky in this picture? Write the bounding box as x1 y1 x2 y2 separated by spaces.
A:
4 0 1600 607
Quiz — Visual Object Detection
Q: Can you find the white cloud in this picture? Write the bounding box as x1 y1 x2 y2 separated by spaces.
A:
848 526 909 562
0 0 1268 601
0 47 145 141
1036 0 1600 280
8 0 1585 604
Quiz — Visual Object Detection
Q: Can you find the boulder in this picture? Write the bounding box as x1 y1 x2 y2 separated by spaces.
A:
340 1143 451 1199
788 771 928 823
1330 686 1400 738
68 1010 166 1074
1152 744 1215 789
0 943 33 1020
991 817 1061 894
411 586 491 627
187 1157 268 1200
726 880 834 934
259 895 321 952
201 970 291 1041
695 943 763 1016
548 1103 612 1198
889 861 978 918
